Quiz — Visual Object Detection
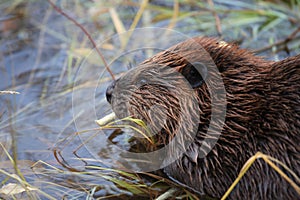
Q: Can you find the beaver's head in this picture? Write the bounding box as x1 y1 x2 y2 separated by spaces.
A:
105 39 213 152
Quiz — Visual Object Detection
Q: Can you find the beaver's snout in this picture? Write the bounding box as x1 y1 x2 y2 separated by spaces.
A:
106 81 116 104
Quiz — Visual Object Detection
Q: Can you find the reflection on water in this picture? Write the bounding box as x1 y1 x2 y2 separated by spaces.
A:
0 2 127 198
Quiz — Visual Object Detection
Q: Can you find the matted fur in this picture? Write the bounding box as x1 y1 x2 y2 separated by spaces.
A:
107 37 300 199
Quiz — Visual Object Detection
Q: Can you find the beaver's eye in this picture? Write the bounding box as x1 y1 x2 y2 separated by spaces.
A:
181 62 207 88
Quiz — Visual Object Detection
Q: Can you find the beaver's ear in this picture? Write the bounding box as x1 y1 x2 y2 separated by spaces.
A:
181 62 207 88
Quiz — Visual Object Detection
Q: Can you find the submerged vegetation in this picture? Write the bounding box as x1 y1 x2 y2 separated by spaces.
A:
0 0 300 199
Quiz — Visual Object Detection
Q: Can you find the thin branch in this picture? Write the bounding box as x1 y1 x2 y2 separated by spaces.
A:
207 0 222 36
46 0 115 80
53 148 81 172
254 26 300 54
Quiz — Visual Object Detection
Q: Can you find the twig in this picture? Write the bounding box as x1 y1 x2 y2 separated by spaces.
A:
254 26 300 54
46 0 115 80
207 0 222 36
53 148 81 172
155 188 178 200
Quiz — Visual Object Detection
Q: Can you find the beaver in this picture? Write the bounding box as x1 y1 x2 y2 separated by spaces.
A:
105 37 300 199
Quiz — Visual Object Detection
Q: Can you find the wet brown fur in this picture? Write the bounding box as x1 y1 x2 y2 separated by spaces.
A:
107 37 300 199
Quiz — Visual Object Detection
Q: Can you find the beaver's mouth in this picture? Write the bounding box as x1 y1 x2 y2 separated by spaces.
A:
97 81 182 152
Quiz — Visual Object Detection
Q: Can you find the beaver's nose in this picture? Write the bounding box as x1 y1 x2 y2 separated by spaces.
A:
106 81 116 104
